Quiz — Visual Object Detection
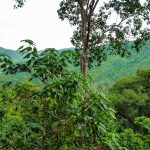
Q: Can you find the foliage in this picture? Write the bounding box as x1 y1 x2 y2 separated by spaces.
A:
3 1 150 149
91 43 150 91
0 40 75 84
0 74 122 149
0 42 150 88
108 67 150 133
1 78 149 150
119 129 149 150
135 117 150 132
106 68 150 150
0 40 120 149
0 47 23 63
0 41 150 149
135 116 150 147
58 0 150 73
13 0 26 8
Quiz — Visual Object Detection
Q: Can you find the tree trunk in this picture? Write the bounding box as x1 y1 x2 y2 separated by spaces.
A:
80 53 88 77
76 0 89 77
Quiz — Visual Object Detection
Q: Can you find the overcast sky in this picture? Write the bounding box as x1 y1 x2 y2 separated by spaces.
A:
0 0 74 50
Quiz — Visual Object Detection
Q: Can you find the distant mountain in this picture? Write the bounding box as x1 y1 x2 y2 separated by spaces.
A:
0 47 28 84
58 47 75 51
0 42 149 88
0 46 76 84
0 47 76 62
0 47 23 63
91 42 150 91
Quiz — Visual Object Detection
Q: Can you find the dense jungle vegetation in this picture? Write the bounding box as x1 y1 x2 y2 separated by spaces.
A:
0 42 150 88
0 41 150 150
0 0 150 149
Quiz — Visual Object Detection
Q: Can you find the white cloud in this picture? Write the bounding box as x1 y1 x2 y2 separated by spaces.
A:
0 0 74 50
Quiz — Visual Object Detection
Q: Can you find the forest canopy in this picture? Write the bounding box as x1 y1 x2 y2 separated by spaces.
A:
0 0 150 149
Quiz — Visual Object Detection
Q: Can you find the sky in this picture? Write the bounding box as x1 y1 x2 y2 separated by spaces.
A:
0 0 74 50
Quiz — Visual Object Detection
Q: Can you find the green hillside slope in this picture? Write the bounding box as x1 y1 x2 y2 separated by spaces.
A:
0 47 23 63
0 43 149 87
91 44 150 91
0 47 29 83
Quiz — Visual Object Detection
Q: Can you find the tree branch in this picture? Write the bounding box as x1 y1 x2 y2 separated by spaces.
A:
91 0 100 15
117 111 137 128
90 16 131 47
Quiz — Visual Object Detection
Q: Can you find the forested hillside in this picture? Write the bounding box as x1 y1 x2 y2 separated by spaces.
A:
0 42 149 88
0 0 150 149
0 47 22 63
0 47 26 83
91 42 150 91
0 42 149 149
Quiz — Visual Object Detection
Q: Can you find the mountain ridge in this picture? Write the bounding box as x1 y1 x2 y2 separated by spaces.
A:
0 43 149 88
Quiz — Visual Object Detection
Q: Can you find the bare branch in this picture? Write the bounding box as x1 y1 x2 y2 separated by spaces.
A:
91 0 100 14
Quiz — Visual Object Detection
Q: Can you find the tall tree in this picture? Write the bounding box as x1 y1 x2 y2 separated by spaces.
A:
57 0 150 76
13 0 150 76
